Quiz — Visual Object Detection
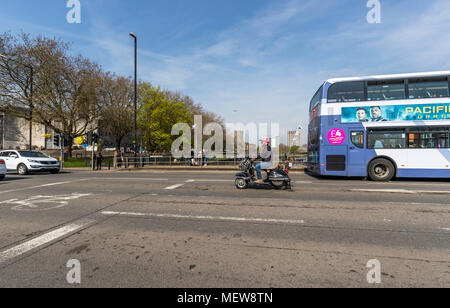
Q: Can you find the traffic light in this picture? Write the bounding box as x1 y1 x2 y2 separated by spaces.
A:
63 136 69 147
92 133 99 144
86 131 93 145
53 135 60 147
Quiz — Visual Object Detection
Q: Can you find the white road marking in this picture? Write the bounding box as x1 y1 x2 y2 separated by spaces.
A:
349 189 450 195
102 211 305 225
89 177 168 181
295 181 313 184
0 181 76 195
0 219 95 264
189 179 231 182
440 228 450 232
350 189 415 194
165 183 186 190
0 193 94 211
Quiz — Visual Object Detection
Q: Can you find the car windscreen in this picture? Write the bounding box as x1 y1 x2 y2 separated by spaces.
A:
18 151 49 158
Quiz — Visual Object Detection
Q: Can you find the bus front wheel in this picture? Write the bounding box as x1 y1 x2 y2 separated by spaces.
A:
368 159 395 182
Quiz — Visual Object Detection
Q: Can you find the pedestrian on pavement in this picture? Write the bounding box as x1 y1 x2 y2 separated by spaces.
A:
190 149 195 167
97 152 103 170
202 149 208 167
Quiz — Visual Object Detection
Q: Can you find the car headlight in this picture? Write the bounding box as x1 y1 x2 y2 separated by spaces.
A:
28 159 40 163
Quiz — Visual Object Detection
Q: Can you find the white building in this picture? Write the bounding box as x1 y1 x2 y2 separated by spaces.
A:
0 111 59 150
288 131 301 148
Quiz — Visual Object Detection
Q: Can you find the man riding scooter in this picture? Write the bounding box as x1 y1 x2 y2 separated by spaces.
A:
252 138 273 184
235 138 291 190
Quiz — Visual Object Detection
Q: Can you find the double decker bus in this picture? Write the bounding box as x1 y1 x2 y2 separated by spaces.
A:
307 71 450 181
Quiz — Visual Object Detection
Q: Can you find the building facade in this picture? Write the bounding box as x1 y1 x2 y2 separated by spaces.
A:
0 112 59 150
288 131 301 148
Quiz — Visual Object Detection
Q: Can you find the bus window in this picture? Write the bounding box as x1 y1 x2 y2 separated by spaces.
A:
408 128 449 148
351 131 364 148
367 80 406 101
310 86 323 111
327 81 365 103
408 78 450 99
368 130 406 149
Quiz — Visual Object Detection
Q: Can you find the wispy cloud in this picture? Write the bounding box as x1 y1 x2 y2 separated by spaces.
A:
204 0 314 64
3 0 448 144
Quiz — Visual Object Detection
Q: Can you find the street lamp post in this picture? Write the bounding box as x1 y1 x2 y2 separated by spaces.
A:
28 65 33 151
129 33 137 165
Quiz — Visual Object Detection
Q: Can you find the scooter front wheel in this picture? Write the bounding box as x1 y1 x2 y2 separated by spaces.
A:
235 178 248 190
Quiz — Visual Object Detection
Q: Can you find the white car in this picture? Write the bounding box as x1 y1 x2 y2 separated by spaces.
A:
0 150 60 175
0 158 6 180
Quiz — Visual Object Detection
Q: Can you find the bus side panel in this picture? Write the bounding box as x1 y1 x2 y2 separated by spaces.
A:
321 146 348 176
398 169 450 178
397 149 450 178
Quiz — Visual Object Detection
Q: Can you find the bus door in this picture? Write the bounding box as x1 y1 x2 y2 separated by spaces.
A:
348 130 366 177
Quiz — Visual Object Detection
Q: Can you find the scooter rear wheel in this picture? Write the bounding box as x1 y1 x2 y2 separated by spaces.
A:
235 178 248 190
271 181 286 189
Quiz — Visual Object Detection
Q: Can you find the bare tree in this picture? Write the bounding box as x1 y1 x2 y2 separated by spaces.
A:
30 37 103 157
98 73 134 149
0 32 40 149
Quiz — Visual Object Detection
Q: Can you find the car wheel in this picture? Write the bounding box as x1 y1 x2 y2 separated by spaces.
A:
17 164 29 175
0 175 5 181
368 158 395 182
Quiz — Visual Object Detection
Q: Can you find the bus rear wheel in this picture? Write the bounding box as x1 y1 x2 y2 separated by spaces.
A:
368 159 395 182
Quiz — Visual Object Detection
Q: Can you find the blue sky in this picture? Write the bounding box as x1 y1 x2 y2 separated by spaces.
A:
1 0 450 143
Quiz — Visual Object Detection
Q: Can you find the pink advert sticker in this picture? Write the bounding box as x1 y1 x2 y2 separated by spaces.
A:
327 128 346 145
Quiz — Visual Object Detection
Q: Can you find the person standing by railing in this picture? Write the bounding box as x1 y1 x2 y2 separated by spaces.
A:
202 149 207 167
97 152 103 170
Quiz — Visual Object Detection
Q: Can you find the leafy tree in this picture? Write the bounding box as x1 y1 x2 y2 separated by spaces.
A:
139 84 191 153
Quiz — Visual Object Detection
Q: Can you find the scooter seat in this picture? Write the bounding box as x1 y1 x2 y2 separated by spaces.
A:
262 162 282 171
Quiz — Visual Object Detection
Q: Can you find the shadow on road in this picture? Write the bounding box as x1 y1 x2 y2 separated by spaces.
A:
304 170 450 183
0 176 30 183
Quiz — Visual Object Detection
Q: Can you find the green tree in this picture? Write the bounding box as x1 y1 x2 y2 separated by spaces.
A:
139 84 191 153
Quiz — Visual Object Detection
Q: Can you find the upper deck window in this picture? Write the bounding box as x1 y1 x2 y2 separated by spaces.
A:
408 78 449 99
327 81 365 103
367 80 406 101
310 86 323 111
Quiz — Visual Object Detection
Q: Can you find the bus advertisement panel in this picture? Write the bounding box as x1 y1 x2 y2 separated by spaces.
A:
341 103 450 123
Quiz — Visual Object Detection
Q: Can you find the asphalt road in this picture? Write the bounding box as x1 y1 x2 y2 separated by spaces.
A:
0 169 448 288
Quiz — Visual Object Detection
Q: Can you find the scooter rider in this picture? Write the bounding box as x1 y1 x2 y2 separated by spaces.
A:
251 138 272 184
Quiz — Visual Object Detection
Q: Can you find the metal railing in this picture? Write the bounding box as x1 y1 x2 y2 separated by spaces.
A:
113 154 307 169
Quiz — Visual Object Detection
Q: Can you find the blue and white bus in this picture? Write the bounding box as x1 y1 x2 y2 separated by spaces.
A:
307 71 450 181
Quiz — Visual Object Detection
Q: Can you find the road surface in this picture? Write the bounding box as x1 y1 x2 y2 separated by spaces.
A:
0 170 448 287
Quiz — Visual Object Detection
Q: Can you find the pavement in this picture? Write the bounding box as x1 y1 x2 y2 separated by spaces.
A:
0 170 448 288
64 165 306 172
